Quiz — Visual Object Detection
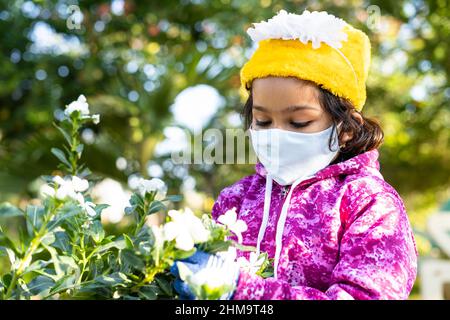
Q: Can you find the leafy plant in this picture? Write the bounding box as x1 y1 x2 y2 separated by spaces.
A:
0 95 272 300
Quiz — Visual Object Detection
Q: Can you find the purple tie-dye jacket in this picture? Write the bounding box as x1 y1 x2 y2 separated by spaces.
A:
211 149 418 300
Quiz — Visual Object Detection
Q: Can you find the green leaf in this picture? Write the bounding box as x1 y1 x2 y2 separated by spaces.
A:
138 286 158 300
75 283 112 299
259 271 274 278
24 205 45 235
53 122 72 146
89 220 105 244
96 272 129 288
42 244 63 277
233 242 257 252
0 202 24 218
95 275 119 286
147 201 166 215
3 247 16 267
46 210 79 232
51 148 72 168
119 249 144 271
2 274 12 288
128 193 144 207
122 295 140 300
96 239 126 254
79 167 92 179
124 205 137 215
154 276 173 296
118 272 130 282
123 234 134 250
164 195 183 202
94 204 110 216
137 240 152 256
23 260 51 274
52 231 72 253
27 275 55 296
31 268 60 282
41 232 56 246
173 248 196 260
89 258 104 279
75 144 84 158
0 231 19 256
48 274 77 296
199 240 231 254
58 256 79 274
62 144 71 156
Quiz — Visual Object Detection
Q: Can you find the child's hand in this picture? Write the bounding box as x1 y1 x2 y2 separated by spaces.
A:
170 249 240 300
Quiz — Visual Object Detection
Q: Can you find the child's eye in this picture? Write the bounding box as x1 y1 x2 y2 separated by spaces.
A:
290 121 312 128
255 120 271 127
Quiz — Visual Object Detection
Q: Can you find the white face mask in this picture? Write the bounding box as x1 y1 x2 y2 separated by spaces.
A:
249 125 340 185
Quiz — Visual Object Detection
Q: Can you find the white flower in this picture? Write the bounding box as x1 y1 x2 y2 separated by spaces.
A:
247 9 348 49
216 246 237 263
136 177 167 200
177 254 240 299
150 225 164 248
71 176 89 192
52 176 77 200
92 114 100 124
46 175 95 218
187 267 229 289
163 208 210 251
64 94 90 116
40 183 56 198
217 207 248 243
51 175 89 201
91 178 131 224
236 252 266 274
75 193 97 217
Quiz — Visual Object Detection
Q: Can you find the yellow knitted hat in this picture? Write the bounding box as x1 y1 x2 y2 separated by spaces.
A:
240 10 371 111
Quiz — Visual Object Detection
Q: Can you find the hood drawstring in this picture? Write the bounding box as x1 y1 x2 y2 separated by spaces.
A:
256 174 273 258
255 174 309 280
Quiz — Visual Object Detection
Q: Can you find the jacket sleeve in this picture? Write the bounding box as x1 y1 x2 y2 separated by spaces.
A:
211 175 254 221
231 192 418 300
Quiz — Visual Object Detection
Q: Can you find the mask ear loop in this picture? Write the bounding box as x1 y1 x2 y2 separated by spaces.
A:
329 122 343 153
335 122 347 150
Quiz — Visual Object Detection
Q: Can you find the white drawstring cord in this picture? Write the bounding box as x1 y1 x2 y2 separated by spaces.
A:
256 174 310 280
256 174 273 257
273 177 306 279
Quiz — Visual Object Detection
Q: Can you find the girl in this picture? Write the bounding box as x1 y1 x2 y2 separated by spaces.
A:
171 9 418 300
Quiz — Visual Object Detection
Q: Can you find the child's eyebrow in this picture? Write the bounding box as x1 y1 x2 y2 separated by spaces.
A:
253 105 318 112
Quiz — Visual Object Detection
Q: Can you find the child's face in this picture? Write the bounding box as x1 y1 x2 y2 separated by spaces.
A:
251 76 333 133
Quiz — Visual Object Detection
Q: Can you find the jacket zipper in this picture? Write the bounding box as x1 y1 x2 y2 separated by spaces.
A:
281 185 290 198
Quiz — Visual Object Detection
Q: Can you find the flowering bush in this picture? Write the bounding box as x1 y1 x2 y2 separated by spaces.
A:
0 95 273 300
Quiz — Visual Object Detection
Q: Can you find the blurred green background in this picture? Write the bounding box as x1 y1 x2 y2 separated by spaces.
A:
1 0 450 299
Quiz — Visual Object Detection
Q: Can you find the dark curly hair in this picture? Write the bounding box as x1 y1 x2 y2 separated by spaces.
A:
241 81 384 164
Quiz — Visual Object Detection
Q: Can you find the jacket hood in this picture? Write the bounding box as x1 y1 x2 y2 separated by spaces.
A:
253 149 382 279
